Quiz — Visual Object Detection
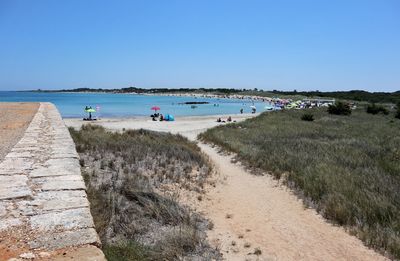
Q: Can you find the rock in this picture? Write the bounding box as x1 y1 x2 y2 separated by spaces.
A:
19 252 35 259
0 218 22 231
29 228 101 250
0 202 7 217
0 186 32 200
38 252 51 258
30 208 94 231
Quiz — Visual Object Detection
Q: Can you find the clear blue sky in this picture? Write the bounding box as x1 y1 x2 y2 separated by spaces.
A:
0 0 399 92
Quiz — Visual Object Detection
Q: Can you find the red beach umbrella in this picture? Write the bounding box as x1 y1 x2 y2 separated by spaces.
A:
151 106 160 112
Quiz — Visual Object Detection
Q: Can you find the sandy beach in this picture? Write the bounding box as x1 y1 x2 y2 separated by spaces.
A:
64 113 258 141
64 114 386 261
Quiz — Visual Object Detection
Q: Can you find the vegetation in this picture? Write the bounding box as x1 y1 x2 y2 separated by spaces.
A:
366 103 389 115
70 125 220 260
264 90 400 104
200 108 400 259
327 102 352 115
396 103 400 119
33 87 400 104
35 86 243 95
301 113 314 121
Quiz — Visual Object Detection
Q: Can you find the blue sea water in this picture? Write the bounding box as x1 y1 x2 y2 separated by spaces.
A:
0 91 266 118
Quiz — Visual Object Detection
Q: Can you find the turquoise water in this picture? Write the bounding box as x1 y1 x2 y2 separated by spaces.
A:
0 92 266 118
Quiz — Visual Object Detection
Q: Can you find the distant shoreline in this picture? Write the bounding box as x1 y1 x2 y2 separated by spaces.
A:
24 89 273 102
21 88 400 104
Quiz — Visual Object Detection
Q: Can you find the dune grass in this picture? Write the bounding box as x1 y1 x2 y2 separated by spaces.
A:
199 108 400 258
70 125 219 261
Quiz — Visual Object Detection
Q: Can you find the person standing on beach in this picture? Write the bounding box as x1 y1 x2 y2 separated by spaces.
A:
240 108 243 114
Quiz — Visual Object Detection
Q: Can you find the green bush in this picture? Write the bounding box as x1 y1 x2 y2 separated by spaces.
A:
103 241 151 261
327 102 351 115
366 103 389 115
301 113 314 121
396 103 400 119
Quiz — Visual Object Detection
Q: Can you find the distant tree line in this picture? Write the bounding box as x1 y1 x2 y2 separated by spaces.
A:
36 87 243 95
268 90 400 104
33 88 400 104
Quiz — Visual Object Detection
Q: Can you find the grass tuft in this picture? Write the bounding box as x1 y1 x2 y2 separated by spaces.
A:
301 113 314 121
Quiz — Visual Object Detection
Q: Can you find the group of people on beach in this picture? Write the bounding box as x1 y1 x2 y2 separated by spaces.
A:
151 113 163 121
151 113 174 121
217 116 235 123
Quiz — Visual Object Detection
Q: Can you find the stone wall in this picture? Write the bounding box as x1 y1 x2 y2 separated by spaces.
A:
0 103 104 260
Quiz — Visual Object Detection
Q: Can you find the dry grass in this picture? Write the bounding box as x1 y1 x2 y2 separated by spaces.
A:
70 125 220 260
200 107 400 259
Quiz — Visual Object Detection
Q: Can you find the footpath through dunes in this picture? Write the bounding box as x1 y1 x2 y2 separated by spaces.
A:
64 116 389 261
0 102 105 260
196 142 387 261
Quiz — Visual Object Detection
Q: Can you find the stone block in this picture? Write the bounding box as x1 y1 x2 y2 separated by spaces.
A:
30 208 94 231
29 228 100 250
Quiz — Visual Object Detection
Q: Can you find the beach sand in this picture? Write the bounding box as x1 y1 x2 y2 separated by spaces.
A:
0 102 39 161
64 113 257 141
64 114 387 261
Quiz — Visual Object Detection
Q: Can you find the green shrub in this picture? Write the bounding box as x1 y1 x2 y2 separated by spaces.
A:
366 103 389 115
327 102 351 115
103 241 151 261
301 113 314 121
396 103 400 119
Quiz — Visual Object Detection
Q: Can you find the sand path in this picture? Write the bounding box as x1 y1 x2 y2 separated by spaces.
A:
65 116 387 260
195 142 386 260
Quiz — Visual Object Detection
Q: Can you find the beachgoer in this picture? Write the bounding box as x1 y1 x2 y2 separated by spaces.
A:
227 116 232 122
159 114 164 121
217 118 222 122
240 108 243 114
252 108 256 114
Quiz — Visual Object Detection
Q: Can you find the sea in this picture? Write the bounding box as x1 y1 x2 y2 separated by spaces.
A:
0 91 266 118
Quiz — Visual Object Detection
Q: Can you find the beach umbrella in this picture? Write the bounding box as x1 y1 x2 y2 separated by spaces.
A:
151 106 160 112
84 107 96 120
85 108 96 113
